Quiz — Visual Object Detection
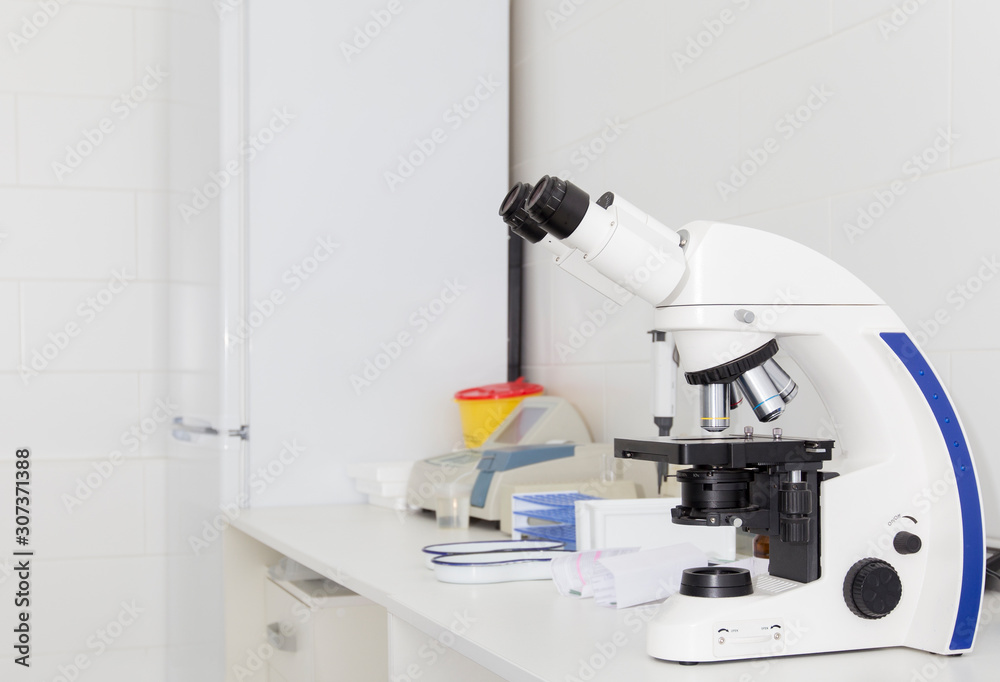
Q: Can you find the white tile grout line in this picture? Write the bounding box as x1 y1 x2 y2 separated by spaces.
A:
134 190 140 281
141 372 149 555
601 362 609 443
133 7 138 86
826 196 833 257
13 93 19 186
947 0 955 172
18 280 25 370
0 369 204 375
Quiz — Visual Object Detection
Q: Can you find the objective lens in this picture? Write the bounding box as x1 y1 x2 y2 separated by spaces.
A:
524 175 591 240
736 365 784 422
762 358 798 403
499 182 548 244
700 383 730 433
730 382 744 409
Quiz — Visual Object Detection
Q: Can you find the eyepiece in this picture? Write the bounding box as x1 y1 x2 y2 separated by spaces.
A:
525 175 591 240
499 182 548 244
526 176 559 216
500 184 525 217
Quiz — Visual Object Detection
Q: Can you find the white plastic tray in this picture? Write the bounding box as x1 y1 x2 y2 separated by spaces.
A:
421 539 565 569
431 550 568 584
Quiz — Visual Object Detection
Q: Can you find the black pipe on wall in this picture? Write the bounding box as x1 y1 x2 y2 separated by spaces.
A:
507 231 523 381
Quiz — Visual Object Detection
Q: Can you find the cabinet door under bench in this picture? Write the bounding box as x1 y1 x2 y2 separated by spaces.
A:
264 575 388 681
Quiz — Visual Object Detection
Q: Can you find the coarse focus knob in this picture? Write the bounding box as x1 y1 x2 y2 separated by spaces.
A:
780 487 813 515
844 559 902 619
893 531 922 555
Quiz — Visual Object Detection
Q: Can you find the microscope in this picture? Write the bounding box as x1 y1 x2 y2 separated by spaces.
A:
500 176 985 663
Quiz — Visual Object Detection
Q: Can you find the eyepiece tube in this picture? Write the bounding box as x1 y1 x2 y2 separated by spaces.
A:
499 182 548 244
762 358 798 403
517 175 687 306
735 365 784 422
700 382 731 433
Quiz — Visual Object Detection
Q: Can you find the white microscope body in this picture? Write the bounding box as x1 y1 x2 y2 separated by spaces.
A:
500 177 986 663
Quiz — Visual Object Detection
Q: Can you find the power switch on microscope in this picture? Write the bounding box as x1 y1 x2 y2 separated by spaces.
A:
893 531 922 555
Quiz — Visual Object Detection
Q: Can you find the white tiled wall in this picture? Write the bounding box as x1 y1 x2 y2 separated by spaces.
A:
512 0 1000 534
0 1 220 680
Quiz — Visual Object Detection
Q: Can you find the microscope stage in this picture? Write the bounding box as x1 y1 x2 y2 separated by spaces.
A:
614 435 834 468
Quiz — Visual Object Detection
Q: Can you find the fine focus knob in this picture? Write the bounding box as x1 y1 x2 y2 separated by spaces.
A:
779 517 810 544
844 559 902 619
893 531 922 555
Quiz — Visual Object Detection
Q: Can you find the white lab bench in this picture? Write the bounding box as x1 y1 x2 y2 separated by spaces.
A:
226 504 1000 682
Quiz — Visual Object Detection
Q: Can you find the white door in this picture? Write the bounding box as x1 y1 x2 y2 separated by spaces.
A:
241 0 511 507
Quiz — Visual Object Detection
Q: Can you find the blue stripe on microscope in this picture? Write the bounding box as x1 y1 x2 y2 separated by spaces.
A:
880 332 983 650
752 395 781 410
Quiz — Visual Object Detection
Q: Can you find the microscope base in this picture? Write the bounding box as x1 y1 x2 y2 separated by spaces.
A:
647 573 969 663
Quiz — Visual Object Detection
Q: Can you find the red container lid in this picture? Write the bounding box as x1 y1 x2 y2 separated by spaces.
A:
454 377 544 401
